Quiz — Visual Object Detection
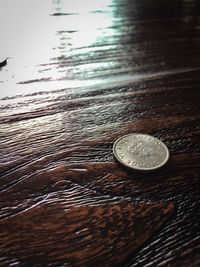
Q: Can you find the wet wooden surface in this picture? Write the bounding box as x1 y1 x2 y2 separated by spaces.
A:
0 0 200 266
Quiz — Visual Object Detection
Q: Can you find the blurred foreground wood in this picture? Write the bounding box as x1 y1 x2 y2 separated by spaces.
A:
0 0 200 266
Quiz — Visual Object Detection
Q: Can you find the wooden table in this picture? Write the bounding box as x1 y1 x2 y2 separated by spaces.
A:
0 0 200 266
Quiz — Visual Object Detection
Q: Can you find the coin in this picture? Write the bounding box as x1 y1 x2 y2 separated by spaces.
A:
113 134 169 171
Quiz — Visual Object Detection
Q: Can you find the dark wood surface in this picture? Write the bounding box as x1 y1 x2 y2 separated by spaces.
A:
0 0 200 266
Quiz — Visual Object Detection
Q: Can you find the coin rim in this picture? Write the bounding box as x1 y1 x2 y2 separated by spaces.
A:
113 133 170 171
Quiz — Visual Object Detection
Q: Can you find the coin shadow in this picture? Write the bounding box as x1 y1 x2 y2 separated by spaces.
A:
115 157 172 182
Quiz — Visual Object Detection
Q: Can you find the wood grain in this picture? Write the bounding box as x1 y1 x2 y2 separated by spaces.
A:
0 180 174 266
0 0 200 266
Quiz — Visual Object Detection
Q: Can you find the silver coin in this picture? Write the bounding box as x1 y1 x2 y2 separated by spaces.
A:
113 133 169 171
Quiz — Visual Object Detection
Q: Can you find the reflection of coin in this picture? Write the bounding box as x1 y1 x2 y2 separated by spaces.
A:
113 134 170 171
